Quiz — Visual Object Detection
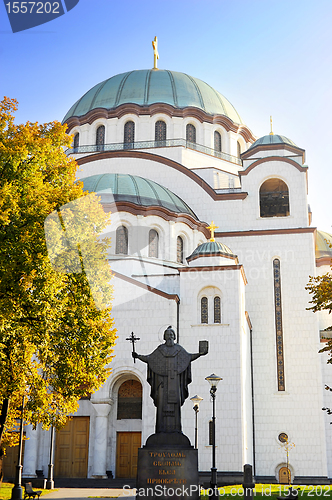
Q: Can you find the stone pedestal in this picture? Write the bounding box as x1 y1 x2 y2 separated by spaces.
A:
136 433 199 500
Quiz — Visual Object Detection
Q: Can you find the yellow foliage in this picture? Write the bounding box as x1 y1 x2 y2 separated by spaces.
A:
0 97 117 452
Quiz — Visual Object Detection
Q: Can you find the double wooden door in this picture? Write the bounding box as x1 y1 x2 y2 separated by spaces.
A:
116 432 141 478
54 416 89 478
3 438 25 479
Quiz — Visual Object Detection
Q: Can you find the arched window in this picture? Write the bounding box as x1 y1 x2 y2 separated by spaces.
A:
237 141 241 158
124 121 135 149
260 179 290 218
116 225 128 254
96 125 105 151
177 236 184 264
155 120 166 145
214 296 221 323
73 133 79 152
201 297 208 324
186 124 196 144
214 131 222 152
117 379 142 420
199 287 222 324
149 229 159 258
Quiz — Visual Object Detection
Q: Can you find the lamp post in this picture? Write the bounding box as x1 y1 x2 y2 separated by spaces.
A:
46 426 55 489
205 374 222 500
11 395 25 500
190 395 203 449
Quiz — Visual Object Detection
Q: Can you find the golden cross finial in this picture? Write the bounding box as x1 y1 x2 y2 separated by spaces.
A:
152 36 159 70
207 221 218 242
270 115 274 135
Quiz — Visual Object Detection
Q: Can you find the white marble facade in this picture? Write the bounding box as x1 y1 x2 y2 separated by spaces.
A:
21 68 332 482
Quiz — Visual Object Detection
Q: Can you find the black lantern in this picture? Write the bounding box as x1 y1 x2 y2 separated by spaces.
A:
189 395 203 449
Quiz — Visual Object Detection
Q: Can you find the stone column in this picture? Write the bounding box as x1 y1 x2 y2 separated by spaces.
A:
22 425 38 478
92 401 112 478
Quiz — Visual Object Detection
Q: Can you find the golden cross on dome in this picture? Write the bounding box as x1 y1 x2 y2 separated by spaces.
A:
152 36 159 70
207 221 218 242
270 115 274 135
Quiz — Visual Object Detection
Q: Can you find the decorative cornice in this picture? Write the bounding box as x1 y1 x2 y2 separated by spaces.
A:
91 398 113 405
316 256 332 268
102 201 210 238
112 269 180 303
215 227 316 238
241 143 305 161
64 103 256 143
76 150 248 201
186 252 238 264
240 156 308 176
178 264 247 285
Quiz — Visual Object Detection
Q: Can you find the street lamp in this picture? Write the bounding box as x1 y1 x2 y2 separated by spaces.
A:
205 374 222 500
11 395 25 500
46 426 55 489
190 395 203 449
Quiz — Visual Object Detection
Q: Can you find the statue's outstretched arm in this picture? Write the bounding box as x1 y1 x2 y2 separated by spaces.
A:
133 352 149 363
191 341 208 361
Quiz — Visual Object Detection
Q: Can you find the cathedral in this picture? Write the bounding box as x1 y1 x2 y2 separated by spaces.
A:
6 42 332 485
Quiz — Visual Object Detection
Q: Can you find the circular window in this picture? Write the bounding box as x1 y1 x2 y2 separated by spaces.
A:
278 432 288 443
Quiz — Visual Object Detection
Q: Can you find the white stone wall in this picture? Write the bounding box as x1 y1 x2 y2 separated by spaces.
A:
218 230 327 478
178 265 251 472
77 154 309 233
21 101 332 481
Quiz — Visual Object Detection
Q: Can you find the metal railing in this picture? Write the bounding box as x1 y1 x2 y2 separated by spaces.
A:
66 138 242 165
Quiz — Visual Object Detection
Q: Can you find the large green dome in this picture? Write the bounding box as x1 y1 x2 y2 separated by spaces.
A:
63 69 242 123
79 173 198 219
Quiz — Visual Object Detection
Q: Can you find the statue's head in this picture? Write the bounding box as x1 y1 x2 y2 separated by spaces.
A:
164 326 176 343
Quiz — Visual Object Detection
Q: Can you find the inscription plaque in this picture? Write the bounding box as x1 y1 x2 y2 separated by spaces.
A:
137 447 199 499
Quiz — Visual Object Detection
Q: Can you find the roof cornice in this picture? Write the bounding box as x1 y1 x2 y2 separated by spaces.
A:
64 103 256 143
239 156 308 176
112 270 180 302
76 150 248 202
241 142 305 161
102 201 210 238
178 264 247 285
215 227 316 238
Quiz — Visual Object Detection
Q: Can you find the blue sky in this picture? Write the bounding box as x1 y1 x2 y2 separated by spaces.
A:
1 0 331 232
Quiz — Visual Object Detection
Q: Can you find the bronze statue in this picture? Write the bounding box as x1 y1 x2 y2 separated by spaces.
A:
133 326 208 433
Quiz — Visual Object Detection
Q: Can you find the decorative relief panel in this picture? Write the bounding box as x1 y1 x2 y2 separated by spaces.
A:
273 258 285 391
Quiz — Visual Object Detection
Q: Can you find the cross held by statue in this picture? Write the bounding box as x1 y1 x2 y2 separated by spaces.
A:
126 331 140 362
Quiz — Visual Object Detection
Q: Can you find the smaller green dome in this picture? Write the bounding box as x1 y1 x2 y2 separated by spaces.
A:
316 230 332 259
247 134 297 151
187 241 236 263
78 173 198 219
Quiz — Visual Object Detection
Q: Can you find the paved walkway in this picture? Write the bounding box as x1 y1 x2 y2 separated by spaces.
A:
44 488 136 499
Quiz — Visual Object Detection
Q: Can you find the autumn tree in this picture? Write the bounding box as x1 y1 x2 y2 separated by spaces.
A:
306 251 332 416
0 97 117 482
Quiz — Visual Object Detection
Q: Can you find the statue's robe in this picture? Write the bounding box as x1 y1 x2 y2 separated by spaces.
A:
144 343 192 433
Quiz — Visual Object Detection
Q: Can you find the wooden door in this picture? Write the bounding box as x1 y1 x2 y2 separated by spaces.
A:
279 466 291 484
3 438 25 479
116 432 141 478
55 416 89 478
